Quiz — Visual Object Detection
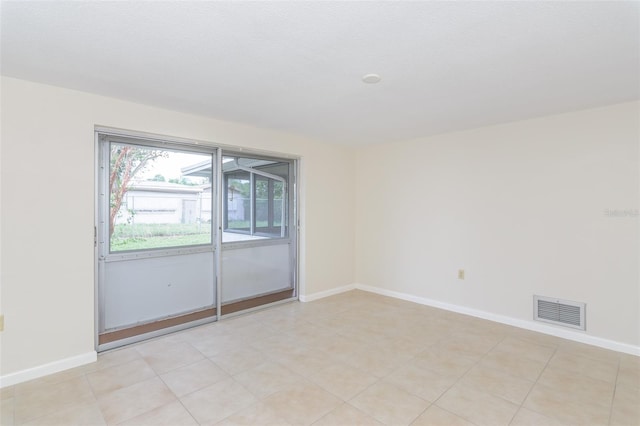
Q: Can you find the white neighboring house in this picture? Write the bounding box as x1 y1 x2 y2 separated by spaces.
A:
114 180 212 225
226 186 246 222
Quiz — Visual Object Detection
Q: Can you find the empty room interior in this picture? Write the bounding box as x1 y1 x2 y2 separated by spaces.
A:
0 1 639 426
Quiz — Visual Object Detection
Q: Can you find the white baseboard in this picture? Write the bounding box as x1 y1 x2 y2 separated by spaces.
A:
354 283 640 357
0 351 97 388
299 284 356 302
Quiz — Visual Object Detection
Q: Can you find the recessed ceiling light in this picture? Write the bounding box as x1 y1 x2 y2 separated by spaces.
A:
362 73 381 84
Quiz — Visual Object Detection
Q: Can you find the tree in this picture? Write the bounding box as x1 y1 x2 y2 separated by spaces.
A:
109 145 167 237
151 174 166 182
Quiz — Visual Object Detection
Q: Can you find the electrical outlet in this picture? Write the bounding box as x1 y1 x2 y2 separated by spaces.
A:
458 269 465 280
0 315 4 331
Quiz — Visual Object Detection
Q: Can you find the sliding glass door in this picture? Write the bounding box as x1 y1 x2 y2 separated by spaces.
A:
219 153 297 314
97 134 217 350
96 132 297 350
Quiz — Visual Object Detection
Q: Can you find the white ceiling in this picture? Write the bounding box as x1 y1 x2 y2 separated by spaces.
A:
1 1 638 146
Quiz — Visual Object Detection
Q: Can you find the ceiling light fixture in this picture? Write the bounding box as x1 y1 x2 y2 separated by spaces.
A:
362 73 381 84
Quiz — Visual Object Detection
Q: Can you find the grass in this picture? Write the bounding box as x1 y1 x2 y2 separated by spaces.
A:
111 223 211 252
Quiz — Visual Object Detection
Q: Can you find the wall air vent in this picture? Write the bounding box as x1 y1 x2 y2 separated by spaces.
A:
534 295 586 330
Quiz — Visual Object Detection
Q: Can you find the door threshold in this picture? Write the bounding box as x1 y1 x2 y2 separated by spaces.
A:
98 307 216 345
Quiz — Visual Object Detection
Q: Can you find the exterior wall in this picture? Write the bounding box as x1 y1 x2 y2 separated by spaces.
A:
116 189 206 225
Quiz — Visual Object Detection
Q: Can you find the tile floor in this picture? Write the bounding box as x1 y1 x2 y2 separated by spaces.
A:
1 290 639 425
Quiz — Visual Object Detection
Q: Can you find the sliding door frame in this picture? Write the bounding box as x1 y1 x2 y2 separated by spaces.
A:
94 126 299 350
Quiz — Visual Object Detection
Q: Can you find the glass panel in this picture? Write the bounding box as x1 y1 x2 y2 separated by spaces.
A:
222 154 289 242
255 176 269 228
274 181 284 227
103 252 215 330
109 143 213 252
221 244 291 303
225 172 251 233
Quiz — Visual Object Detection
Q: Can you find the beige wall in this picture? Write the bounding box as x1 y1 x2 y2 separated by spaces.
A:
356 102 639 347
0 77 356 376
1 76 638 380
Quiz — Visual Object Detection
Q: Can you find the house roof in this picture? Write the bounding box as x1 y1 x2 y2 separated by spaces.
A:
128 180 206 194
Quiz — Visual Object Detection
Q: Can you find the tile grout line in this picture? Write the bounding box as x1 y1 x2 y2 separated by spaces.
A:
508 343 559 425
607 356 622 426
435 332 505 425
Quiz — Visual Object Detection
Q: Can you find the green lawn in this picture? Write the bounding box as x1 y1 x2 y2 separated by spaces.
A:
111 223 211 251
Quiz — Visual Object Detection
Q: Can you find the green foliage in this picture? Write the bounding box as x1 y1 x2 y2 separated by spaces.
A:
111 223 211 251
168 177 201 186
109 144 168 237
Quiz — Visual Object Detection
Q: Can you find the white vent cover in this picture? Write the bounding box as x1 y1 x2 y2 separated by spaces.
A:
534 295 586 330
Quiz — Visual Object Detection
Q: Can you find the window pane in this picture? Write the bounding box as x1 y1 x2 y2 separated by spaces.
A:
274 181 284 227
109 143 212 252
225 173 250 232
255 177 269 228
222 155 289 242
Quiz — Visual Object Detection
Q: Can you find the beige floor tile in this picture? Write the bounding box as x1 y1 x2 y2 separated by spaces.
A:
383 363 456 403
136 340 205 374
489 336 556 363
215 401 293 426
618 354 640 390
410 405 473 426
286 321 336 341
536 365 614 407
459 363 535 405
8 292 638 426
119 400 198 426
87 358 156 397
1 397 14 426
479 350 547 381
337 326 394 348
249 333 300 358
558 340 622 365
233 361 304 399
0 386 14 401
508 329 563 349
522 383 610 425
92 347 143 372
217 314 261 330
435 334 499 360
269 347 339 378
180 378 258 425
387 337 429 358
349 381 429 425
343 348 412 378
313 403 383 426
22 401 105 426
14 376 95 424
547 351 618 383
435 384 518 426
610 384 640 426
14 367 88 394
412 347 477 379
160 358 229 397
261 382 343 426
229 322 278 341
181 322 230 343
316 335 371 361
96 376 176 424
509 407 567 426
209 346 266 376
308 362 379 400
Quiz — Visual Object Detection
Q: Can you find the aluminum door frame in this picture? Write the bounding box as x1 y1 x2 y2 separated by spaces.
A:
94 129 219 351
